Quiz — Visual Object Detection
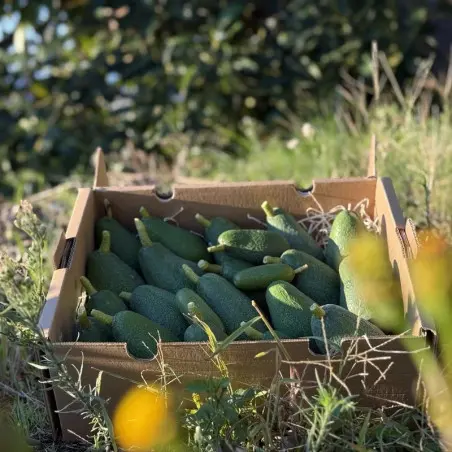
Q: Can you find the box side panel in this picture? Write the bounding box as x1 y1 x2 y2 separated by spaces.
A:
374 178 424 335
94 179 377 233
53 334 424 441
339 336 424 406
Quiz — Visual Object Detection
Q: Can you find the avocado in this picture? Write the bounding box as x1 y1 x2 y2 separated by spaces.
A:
77 310 113 342
86 230 144 295
184 323 227 342
198 255 254 283
338 258 374 320
240 322 290 341
91 309 178 359
175 288 225 333
140 207 209 262
261 201 324 261
310 303 385 354
135 219 203 293
95 199 141 272
233 263 306 291
266 280 314 338
208 229 290 264
120 285 188 340
182 264 266 334
81 276 128 316
324 210 364 271
195 213 240 246
267 249 340 306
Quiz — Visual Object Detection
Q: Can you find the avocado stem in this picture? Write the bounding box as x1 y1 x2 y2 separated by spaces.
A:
187 301 203 320
104 198 113 218
91 309 113 326
261 200 276 218
182 264 200 285
263 256 282 264
119 292 132 302
207 244 226 253
195 213 211 228
134 218 153 247
310 303 326 319
99 230 111 253
78 309 91 330
139 206 151 218
240 321 264 340
198 260 221 274
294 264 308 275
80 276 97 296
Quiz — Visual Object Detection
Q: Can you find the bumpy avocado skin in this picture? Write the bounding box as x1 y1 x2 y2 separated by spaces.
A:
183 323 227 342
138 242 203 293
129 285 188 340
142 217 209 262
266 280 314 339
311 303 385 354
218 255 254 282
265 208 324 261
95 216 141 271
86 250 144 295
324 210 364 271
85 290 128 316
233 263 296 291
281 249 340 306
78 316 113 342
195 273 266 334
204 217 240 247
217 229 290 264
112 311 178 359
176 288 225 333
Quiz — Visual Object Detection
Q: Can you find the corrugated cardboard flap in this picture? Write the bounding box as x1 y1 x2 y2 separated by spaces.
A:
93 147 109 188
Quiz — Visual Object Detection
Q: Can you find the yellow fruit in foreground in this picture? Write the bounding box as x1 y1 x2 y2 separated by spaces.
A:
113 386 176 451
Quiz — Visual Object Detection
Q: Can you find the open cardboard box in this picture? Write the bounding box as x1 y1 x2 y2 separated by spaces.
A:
38 149 435 441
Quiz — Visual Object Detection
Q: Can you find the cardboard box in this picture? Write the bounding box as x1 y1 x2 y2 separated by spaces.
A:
38 150 434 442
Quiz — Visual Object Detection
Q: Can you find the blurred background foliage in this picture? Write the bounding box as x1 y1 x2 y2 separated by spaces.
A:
0 0 451 198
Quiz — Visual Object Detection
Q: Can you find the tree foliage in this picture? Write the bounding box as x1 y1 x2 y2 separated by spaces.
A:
0 0 442 196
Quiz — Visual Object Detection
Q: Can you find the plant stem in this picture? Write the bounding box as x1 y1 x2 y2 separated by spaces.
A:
135 218 153 247
198 260 221 274
99 231 111 253
195 213 211 227
80 276 97 296
263 256 281 264
207 244 226 253
261 200 276 218
294 264 308 274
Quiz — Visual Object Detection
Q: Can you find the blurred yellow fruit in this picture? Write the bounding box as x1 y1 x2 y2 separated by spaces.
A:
411 229 452 318
113 386 177 451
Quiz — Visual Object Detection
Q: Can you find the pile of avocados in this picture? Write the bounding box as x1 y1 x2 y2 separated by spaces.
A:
77 199 396 359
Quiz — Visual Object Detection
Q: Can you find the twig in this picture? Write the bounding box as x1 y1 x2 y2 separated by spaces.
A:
0 380 44 406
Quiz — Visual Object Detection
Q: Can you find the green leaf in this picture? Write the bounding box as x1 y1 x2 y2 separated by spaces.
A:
210 316 262 358
95 371 103 395
358 409 372 445
255 349 274 359
185 379 212 394
29 362 49 370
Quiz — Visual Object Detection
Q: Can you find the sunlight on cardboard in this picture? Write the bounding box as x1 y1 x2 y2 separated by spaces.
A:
113 386 177 451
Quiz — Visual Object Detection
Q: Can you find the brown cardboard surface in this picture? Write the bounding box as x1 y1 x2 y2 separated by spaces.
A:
93 147 109 188
39 178 430 442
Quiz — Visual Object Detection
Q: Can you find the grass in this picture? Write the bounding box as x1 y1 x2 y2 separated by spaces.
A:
183 56 452 237
1 52 452 450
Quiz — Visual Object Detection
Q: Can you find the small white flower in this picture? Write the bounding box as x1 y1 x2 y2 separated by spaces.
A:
286 138 299 150
301 123 316 138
